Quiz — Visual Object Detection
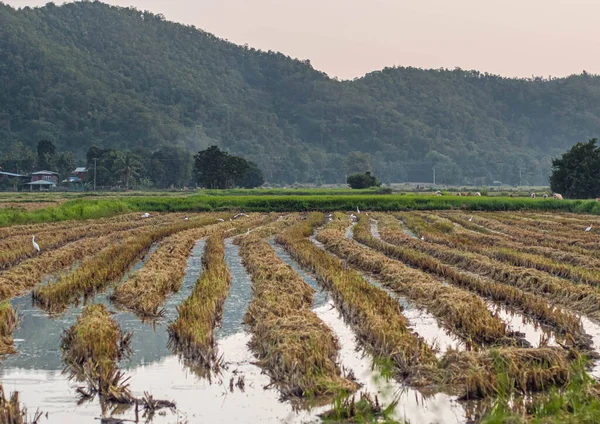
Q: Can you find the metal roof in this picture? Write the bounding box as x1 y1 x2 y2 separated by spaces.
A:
0 171 26 178
25 180 56 185
73 167 87 173
31 170 59 175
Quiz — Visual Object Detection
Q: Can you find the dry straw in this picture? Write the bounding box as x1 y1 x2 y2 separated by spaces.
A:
392 214 600 320
275 213 438 382
369 214 588 349
317 220 510 347
168 233 230 373
237 233 358 398
33 218 216 313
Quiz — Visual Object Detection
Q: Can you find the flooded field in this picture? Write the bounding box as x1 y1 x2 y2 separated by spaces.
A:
0 211 599 422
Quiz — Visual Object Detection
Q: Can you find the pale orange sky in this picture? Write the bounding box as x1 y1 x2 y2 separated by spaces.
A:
5 0 600 79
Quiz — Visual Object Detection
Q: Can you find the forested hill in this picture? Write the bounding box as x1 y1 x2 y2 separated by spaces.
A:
2 1 600 185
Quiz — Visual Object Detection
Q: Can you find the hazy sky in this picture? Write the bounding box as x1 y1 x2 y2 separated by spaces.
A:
5 0 600 79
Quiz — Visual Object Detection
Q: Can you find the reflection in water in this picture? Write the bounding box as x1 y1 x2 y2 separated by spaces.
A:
314 301 466 424
486 302 556 348
581 316 600 378
218 239 253 338
1 242 203 371
0 234 470 423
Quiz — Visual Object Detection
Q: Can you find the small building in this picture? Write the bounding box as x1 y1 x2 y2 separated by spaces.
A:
25 180 56 190
30 170 59 185
72 167 88 182
0 171 26 180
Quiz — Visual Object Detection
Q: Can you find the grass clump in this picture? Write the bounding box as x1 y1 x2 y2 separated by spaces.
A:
168 234 231 372
0 301 17 355
237 233 358 398
61 304 133 404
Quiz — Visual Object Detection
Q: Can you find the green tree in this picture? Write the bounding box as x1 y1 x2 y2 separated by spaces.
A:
194 146 231 189
550 138 600 199
114 152 141 189
194 146 262 189
54 152 75 183
36 139 56 170
344 152 372 176
239 161 264 188
347 172 380 189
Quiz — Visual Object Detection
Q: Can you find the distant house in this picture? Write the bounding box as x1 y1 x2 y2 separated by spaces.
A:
26 170 59 190
0 171 26 180
72 167 88 182
0 171 27 190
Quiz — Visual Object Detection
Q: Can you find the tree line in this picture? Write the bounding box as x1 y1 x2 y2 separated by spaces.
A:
4 2 600 185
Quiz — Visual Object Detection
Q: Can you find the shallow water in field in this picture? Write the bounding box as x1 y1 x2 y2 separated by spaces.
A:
363 274 465 355
580 316 600 378
1 232 472 423
486 302 556 348
269 240 328 309
314 301 466 423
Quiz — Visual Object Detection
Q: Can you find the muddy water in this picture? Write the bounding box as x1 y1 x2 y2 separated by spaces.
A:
0 241 205 422
274 239 466 422
580 316 600 378
269 240 328 309
364 275 464 355
486 302 556 348
314 301 466 423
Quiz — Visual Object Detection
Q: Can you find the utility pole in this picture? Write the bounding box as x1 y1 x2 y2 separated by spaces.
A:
519 166 522 188
433 167 436 185
93 158 98 191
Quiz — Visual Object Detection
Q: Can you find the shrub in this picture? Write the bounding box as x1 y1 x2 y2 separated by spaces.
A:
347 172 380 189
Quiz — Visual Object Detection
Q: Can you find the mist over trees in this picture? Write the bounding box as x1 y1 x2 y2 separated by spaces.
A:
2 2 600 185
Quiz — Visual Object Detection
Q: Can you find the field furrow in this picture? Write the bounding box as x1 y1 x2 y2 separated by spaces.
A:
316 218 511 347
111 214 266 317
360 215 588 348
275 213 438 381
168 234 230 372
32 218 217 312
381 214 600 320
237 233 358 398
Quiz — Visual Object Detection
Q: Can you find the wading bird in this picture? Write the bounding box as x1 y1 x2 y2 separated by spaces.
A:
141 212 150 218
32 236 40 252
420 236 425 241
468 216 473 222
586 224 593 232
356 206 360 214
234 213 249 219
216 218 225 222
184 217 189 221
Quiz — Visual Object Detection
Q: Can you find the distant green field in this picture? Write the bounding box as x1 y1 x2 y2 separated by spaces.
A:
0 192 598 227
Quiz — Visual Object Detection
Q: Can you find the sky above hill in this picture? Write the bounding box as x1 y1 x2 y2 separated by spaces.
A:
5 0 599 79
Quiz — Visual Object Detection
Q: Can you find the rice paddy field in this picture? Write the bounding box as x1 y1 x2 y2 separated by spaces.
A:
2 204 600 423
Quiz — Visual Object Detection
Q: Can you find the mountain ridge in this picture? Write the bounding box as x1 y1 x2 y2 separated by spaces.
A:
1 1 600 185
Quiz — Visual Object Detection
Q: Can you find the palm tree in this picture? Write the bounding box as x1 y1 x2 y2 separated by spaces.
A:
114 152 141 189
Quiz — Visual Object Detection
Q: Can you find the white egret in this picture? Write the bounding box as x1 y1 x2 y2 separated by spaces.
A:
32 236 40 252
141 212 150 218
184 217 189 221
234 213 249 219
356 206 360 214
420 236 425 241
586 224 593 232
216 218 225 222
468 216 473 222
